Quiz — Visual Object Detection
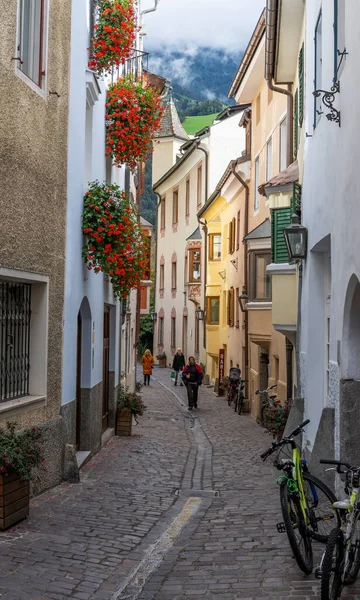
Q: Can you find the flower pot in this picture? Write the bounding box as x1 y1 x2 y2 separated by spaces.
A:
0 473 30 531
116 407 132 437
158 358 166 368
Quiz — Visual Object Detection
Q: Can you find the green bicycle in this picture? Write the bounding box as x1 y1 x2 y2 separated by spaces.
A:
317 459 360 599
261 419 340 574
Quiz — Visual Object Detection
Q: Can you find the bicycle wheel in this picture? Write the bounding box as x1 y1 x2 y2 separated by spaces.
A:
345 510 360 584
321 528 344 600
237 392 244 415
228 388 234 406
303 473 340 543
280 482 313 574
234 390 239 412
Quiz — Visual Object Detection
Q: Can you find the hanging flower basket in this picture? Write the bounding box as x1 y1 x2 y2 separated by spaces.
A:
82 181 149 299
88 0 137 74
105 76 164 170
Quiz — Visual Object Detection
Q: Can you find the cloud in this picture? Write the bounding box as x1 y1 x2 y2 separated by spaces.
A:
141 0 266 52
202 89 216 101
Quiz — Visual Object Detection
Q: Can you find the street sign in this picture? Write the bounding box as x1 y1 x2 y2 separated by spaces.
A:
218 348 225 397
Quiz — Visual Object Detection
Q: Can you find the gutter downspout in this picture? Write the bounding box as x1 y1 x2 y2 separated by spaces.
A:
196 145 209 351
153 191 162 354
231 161 250 394
265 0 293 168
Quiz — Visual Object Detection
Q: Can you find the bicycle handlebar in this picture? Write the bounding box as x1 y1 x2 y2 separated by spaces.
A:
320 459 351 469
260 419 310 460
255 384 277 395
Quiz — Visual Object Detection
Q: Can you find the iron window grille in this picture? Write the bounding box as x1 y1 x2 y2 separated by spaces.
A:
0 281 31 402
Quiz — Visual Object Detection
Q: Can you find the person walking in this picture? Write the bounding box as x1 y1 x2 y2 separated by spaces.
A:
141 349 154 386
182 357 203 410
172 348 186 386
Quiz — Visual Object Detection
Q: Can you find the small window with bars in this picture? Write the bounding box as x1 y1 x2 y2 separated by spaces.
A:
0 281 31 402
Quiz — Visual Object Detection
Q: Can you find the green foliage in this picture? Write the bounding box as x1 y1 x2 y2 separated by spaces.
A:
117 387 147 416
182 113 219 135
0 422 45 481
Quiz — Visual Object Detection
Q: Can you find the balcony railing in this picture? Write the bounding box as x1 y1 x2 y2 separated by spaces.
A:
111 48 149 84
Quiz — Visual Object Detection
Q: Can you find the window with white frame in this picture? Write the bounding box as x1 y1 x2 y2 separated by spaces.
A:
17 0 47 88
314 12 323 126
254 156 260 211
266 136 272 181
279 118 287 172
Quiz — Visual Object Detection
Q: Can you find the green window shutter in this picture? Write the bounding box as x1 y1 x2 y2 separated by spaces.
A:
294 88 299 159
271 208 292 264
298 44 304 127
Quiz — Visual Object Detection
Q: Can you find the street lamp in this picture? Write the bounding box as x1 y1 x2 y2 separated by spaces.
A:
283 214 308 261
195 307 205 321
238 287 248 313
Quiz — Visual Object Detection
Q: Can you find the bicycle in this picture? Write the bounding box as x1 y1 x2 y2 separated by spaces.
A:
256 384 278 423
317 459 360 599
227 368 241 407
261 419 340 574
234 379 248 414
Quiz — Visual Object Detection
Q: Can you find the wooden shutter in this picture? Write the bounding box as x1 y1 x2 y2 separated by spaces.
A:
294 89 299 159
298 44 304 127
271 208 292 264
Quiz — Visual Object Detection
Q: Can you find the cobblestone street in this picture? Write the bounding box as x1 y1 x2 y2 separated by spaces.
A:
0 367 359 600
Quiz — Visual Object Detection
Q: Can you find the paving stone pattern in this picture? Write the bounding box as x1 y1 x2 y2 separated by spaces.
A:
0 367 358 599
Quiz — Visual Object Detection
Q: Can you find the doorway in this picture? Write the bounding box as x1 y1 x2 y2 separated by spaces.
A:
75 311 82 449
102 306 110 433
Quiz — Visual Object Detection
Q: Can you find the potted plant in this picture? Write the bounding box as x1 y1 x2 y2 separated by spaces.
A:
0 422 45 530
116 388 147 436
156 352 167 368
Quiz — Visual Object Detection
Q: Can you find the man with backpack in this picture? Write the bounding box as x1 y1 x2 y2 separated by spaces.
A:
182 357 203 410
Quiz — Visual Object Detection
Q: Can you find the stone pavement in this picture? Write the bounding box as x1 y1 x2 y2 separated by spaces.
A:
0 367 359 600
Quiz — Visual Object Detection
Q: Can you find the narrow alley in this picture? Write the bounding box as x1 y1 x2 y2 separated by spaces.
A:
0 368 358 600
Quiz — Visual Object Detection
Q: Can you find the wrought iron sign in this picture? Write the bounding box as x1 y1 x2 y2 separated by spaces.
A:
313 82 341 126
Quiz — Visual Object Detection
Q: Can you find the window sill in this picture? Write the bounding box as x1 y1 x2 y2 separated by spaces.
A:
0 395 46 418
246 301 272 310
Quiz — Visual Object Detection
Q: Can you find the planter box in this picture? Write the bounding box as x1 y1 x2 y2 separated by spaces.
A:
158 359 166 368
0 473 29 531
116 407 132 436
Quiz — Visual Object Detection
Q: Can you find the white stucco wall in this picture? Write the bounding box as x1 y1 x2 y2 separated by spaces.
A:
300 0 360 450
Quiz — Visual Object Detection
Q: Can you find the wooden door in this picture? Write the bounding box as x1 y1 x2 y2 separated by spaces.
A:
76 312 82 449
102 307 110 433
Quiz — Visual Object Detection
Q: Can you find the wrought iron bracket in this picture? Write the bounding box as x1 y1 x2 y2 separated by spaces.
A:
313 82 341 127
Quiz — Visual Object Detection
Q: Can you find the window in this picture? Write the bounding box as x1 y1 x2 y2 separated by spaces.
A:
0 281 31 401
279 118 287 172
209 234 221 261
266 136 272 181
254 156 260 211
293 89 299 159
236 211 240 250
206 297 220 325
250 252 272 301
231 218 236 253
227 288 235 327
197 165 202 206
160 197 165 229
185 179 190 216
256 93 261 124
334 0 346 81
171 261 177 290
189 249 201 282
299 44 304 127
159 317 164 345
172 190 178 224
171 317 176 348
159 264 164 291
17 0 47 88
314 12 323 127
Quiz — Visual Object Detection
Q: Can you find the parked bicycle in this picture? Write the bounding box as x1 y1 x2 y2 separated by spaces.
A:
317 459 360 599
256 384 278 423
261 420 340 574
234 378 248 415
226 368 248 415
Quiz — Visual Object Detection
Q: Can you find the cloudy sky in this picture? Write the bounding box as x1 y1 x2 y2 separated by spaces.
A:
141 0 266 51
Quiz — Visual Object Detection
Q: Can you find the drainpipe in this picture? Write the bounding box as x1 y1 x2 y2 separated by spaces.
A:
196 144 209 351
139 0 161 53
265 0 293 167
231 161 250 393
